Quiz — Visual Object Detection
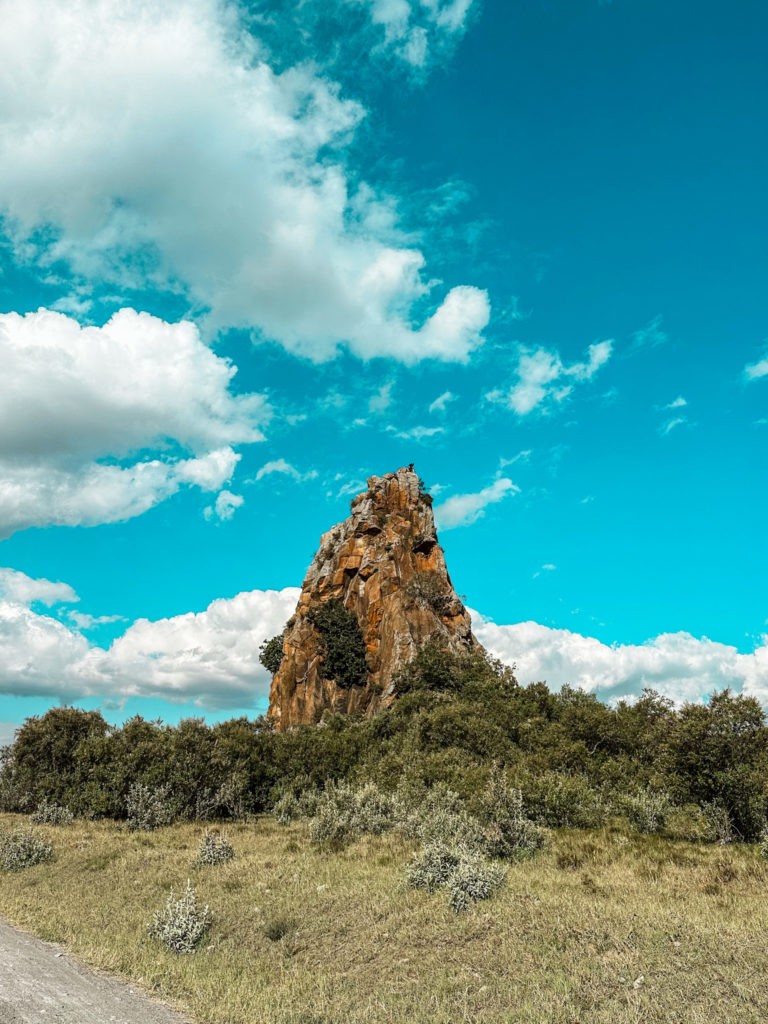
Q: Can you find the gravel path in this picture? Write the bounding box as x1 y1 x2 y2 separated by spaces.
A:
0 919 191 1023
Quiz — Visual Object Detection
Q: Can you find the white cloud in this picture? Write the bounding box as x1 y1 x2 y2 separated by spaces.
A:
0 578 300 710
0 308 265 536
359 0 476 67
253 459 318 484
435 477 518 529
660 417 686 436
488 341 613 415
745 349 768 381
428 390 455 413
68 611 125 631
204 489 244 522
665 396 687 409
632 315 668 350
0 0 489 364
0 568 78 607
472 614 768 708
389 424 444 441
369 382 394 414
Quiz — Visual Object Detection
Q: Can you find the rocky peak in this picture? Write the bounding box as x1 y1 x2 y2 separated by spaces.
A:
267 466 475 730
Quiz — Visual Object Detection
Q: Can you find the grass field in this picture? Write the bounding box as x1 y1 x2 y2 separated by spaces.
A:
1 813 767 1023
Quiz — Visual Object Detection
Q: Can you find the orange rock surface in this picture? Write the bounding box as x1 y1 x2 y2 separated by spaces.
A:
267 466 475 730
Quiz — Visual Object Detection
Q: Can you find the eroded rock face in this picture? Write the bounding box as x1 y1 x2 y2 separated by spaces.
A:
267 466 475 730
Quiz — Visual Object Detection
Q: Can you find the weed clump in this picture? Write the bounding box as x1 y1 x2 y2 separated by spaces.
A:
0 827 53 871
31 799 74 826
126 782 172 831
197 829 234 866
480 771 547 860
406 841 462 892
147 880 211 954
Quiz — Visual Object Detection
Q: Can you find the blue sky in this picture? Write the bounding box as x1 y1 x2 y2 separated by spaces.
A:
0 0 766 742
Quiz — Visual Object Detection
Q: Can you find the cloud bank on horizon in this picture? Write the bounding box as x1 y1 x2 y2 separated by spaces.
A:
0 569 766 717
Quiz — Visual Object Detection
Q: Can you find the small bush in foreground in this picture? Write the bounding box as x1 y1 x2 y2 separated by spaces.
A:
447 850 506 914
148 880 211 954
407 841 506 913
0 827 53 871
126 782 172 831
197 829 234 866
406 841 462 893
31 799 74 826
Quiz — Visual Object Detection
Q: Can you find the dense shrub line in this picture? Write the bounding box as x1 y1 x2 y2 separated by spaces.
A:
1 643 767 841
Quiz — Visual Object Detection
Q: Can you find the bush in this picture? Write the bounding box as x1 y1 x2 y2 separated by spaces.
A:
0 827 53 871
273 786 322 824
447 850 506 914
307 600 367 689
521 772 606 829
31 799 74 826
259 633 285 676
481 771 547 860
147 881 212 954
702 801 734 844
406 841 462 892
126 782 173 831
197 829 234 866
620 789 671 834
405 572 453 615
399 784 486 849
760 828 768 860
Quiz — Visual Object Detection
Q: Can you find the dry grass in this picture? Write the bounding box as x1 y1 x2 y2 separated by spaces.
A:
1 813 767 1023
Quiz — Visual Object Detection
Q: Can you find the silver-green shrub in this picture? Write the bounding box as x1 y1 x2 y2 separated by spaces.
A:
126 782 172 831
147 881 211 954
0 827 53 871
620 789 671 834
273 786 322 824
447 851 506 914
701 801 734 845
31 799 74 826
481 773 547 859
406 841 462 892
398 783 486 849
196 829 234 866
521 772 607 829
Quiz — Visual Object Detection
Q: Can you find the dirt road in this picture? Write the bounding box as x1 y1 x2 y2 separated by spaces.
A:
0 919 191 1023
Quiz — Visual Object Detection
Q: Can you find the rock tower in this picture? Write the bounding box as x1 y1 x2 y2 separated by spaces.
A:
267 466 475 730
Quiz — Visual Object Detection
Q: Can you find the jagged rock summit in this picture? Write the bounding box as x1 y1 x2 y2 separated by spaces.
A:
267 466 476 730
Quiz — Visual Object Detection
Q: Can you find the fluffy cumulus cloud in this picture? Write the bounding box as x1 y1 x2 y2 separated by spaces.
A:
0 568 78 607
472 614 768 707
487 341 613 415
0 574 300 710
0 308 267 536
435 477 518 529
0 0 488 364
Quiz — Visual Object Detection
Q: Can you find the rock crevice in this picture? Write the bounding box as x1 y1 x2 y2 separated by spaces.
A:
267 466 475 730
